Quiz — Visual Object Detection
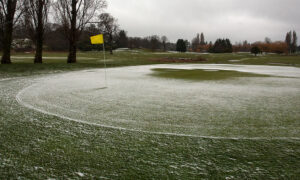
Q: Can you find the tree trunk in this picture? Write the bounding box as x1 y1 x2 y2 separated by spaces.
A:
1 0 17 64
1 25 13 64
67 0 77 63
34 0 44 64
34 32 43 63
67 38 77 63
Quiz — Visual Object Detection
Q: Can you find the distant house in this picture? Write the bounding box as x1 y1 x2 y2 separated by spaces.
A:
12 38 34 52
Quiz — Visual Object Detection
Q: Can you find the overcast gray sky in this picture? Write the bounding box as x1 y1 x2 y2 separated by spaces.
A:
106 0 300 44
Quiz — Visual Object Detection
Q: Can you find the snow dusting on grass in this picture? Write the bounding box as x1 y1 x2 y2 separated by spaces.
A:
1 58 300 178
16 64 300 139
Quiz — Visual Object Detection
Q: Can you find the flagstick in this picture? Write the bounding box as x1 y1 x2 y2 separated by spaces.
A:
102 42 107 88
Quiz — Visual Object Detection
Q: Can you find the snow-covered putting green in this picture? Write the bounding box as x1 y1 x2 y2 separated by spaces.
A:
16 64 300 139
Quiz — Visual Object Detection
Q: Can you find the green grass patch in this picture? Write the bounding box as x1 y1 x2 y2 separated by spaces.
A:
150 68 271 81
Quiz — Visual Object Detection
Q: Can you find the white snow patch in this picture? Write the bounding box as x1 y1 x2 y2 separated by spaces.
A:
0 77 19 82
228 60 241 62
76 172 85 177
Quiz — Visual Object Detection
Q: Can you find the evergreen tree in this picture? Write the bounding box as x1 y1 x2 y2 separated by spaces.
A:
285 30 298 54
292 31 297 53
209 38 233 53
225 39 233 52
285 31 292 54
116 30 128 48
251 46 261 56
176 39 186 52
200 32 205 45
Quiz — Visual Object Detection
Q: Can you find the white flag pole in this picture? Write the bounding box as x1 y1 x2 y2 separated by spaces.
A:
88 21 108 88
102 41 107 88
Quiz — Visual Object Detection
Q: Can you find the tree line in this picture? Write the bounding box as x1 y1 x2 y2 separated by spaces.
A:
0 0 106 64
0 0 176 64
0 0 299 65
186 32 299 54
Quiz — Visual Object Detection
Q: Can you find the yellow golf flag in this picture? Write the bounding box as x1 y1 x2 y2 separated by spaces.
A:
90 34 104 44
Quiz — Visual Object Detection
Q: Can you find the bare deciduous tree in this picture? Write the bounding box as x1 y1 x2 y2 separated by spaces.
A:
98 13 118 55
0 6 4 50
161 36 168 52
149 35 160 52
0 0 24 64
54 0 106 63
24 0 50 63
191 33 200 51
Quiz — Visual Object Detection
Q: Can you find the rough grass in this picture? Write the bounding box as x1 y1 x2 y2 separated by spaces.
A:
0 51 299 78
0 50 300 179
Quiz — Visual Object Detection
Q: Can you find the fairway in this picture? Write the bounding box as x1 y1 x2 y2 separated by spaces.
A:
17 64 300 139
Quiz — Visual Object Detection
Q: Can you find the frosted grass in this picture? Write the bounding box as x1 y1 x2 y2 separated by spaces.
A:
17 64 300 139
